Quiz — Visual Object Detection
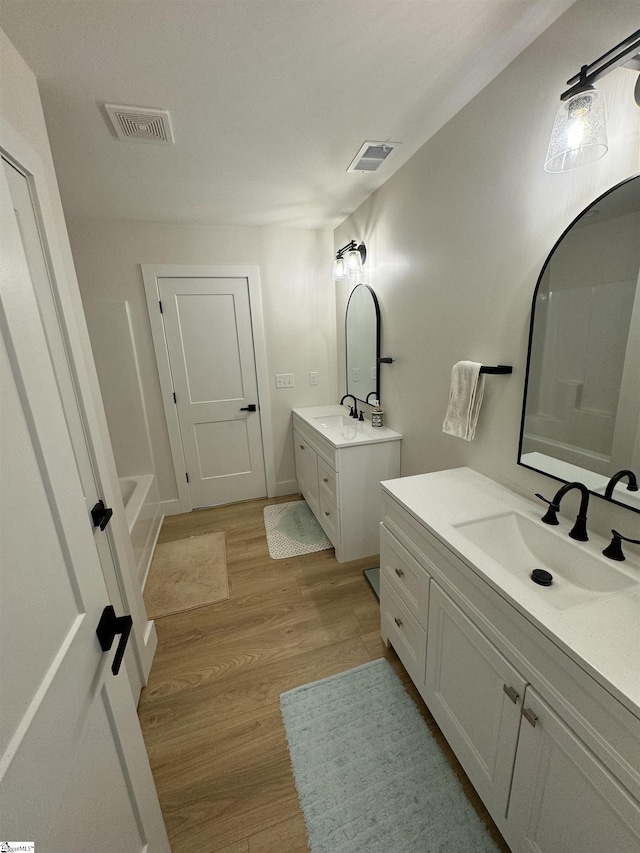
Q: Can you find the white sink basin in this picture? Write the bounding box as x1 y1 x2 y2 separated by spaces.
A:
312 414 359 428
454 512 637 609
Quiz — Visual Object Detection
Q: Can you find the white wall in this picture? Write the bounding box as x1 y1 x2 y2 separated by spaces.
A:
69 219 335 506
335 0 640 540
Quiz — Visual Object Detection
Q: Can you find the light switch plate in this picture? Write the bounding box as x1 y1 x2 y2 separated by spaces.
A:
309 371 318 386
275 373 295 388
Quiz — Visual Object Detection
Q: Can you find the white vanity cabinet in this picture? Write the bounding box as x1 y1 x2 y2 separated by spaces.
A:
292 407 401 563
380 469 640 853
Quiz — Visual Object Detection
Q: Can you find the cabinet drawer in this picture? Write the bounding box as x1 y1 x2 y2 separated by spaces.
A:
380 527 430 630
318 457 339 506
319 491 340 545
380 579 427 689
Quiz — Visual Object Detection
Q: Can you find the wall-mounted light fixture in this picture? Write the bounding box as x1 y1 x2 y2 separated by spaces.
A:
545 28 640 173
332 240 367 281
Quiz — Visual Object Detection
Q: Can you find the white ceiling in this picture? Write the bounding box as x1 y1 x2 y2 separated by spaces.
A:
1 1 575 230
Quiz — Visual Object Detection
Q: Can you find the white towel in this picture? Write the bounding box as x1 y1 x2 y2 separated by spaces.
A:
442 361 485 441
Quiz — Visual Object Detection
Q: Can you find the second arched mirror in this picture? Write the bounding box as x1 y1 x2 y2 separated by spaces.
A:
345 284 380 405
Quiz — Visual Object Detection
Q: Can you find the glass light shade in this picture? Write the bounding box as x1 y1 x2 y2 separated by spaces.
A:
346 247 363 274
332 255 348 280
544 88 608 173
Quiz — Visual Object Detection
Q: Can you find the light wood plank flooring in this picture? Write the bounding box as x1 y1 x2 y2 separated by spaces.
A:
138 495 510 853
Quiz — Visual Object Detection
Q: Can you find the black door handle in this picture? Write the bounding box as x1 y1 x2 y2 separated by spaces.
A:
91 500 113 531
96 605 133 675
240 404 257 412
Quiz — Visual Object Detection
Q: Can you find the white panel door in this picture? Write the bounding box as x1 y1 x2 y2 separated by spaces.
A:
158 276 267 507
2 156 143 698
0 165 169 851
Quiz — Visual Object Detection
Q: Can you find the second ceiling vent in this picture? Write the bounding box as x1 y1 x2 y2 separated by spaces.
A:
105 104 174 144
347 141 396 172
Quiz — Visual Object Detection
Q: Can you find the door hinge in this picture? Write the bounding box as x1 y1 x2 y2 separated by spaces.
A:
173 392 177 404
158 300 163 313
186 472 189 483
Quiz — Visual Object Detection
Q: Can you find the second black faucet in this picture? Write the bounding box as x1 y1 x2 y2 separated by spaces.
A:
536 482 590 541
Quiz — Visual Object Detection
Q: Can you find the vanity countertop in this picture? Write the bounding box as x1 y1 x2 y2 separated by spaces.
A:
293 405 402 448
381 467 640 717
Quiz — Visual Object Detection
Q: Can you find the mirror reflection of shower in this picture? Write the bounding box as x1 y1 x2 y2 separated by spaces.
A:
520 175 640 511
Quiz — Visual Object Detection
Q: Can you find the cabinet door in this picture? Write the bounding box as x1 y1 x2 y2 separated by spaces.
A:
506 686 640 853
293 430 319 516
425 582 527 821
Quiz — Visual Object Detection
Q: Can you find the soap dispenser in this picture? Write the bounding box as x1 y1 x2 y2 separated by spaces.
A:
371 400 384 428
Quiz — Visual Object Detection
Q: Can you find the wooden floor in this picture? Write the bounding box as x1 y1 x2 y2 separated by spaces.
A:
138 495 510 853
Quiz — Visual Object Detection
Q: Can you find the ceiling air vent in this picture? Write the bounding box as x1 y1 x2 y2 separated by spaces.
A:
347 141 396 173
104 104 174 144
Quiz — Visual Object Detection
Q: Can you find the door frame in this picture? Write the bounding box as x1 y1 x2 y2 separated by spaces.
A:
142 263 276 512
0 117 158 693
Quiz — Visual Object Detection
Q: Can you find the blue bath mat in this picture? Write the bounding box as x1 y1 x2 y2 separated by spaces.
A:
280 659 502 853
263 500 332 559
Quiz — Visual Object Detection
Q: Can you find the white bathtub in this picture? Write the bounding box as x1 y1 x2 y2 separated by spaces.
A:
119 474 162 586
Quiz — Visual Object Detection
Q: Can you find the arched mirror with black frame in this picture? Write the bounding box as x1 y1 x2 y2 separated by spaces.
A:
518 174 640 513
345 283 381 405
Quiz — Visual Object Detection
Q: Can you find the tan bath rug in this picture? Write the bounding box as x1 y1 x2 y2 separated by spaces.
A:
143 531 229 618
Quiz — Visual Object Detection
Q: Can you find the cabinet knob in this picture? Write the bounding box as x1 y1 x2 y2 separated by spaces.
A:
503 684 520 704
324 511 330 517
394 616 403 627
299 444 305 449
522 707 538 727
394 567 404 578
323 477 329 483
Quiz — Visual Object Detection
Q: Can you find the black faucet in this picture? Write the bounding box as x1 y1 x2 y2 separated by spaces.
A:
340 394 358 418
604 469 639 501
535 482 590 541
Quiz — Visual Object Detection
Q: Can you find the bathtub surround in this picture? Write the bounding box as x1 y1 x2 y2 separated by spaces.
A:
143 531 228 619
86 301 157 482
87 300 163 584
280 658 500 853
120 474 162 586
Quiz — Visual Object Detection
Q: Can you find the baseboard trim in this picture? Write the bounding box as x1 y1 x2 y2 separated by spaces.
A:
275 479 298 497
161 497 182 516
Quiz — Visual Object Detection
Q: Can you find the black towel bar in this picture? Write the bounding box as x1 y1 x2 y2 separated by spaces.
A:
479 365 513 374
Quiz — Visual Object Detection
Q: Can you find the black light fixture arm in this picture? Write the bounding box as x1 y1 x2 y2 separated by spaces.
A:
335 240 367 264
561 27 640 100
336 240 358 258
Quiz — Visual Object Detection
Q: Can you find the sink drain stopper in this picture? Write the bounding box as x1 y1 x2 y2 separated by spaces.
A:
531 568 553 586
